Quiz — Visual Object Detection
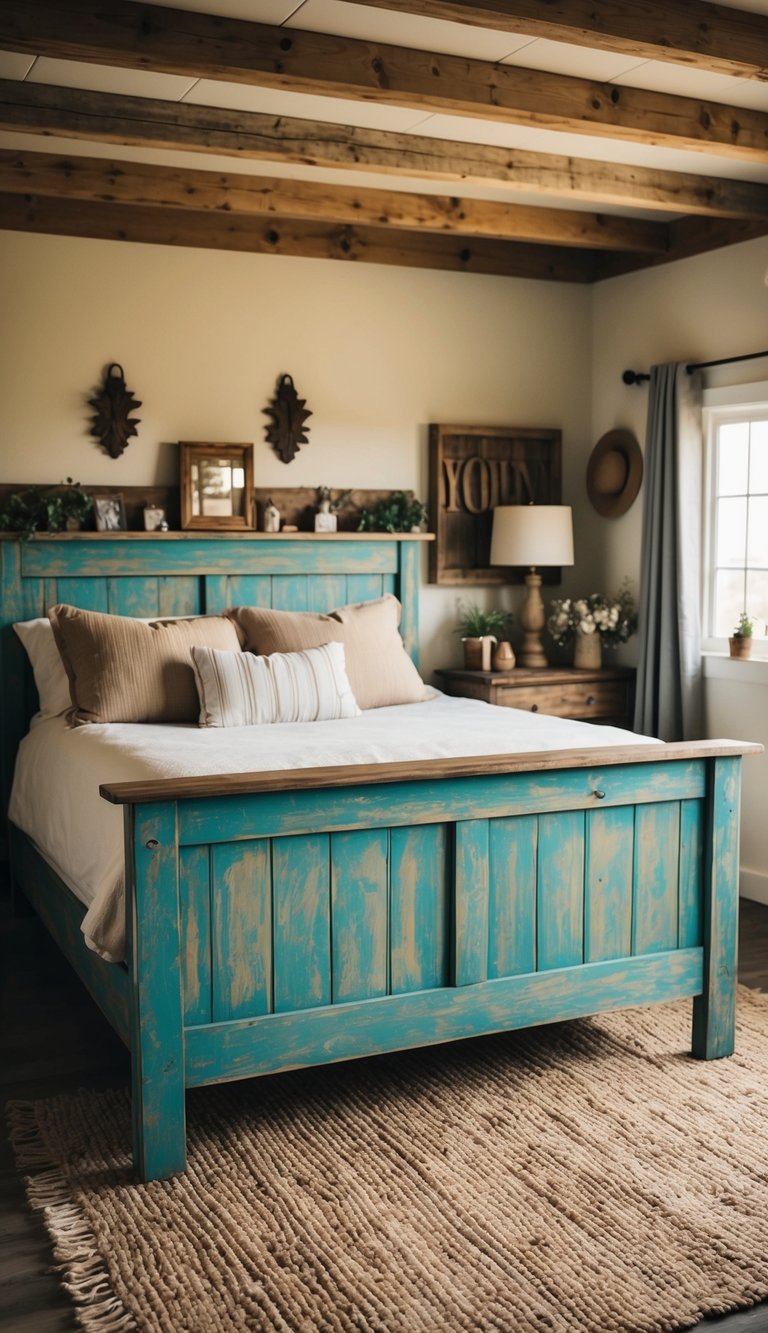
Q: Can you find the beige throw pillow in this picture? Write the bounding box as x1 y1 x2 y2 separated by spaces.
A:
229 595 428 711
49 605 243 724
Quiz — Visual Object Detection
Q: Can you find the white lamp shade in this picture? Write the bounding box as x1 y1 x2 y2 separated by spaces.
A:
490 505 574 568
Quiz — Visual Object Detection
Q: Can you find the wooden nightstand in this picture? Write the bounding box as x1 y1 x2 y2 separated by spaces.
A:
434 664 636 729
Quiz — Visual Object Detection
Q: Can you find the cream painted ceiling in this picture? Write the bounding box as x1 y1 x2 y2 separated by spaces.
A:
0 0 767 281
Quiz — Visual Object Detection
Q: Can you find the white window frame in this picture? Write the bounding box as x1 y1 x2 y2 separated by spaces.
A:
702 379 768 659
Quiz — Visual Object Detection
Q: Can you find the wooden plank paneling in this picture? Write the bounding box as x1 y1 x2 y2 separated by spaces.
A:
390 824 449 994
127 802 186 1181
272 834 331 1014
331 828 389 1003
108 576 160 617
488 815 537 979
211 841 272 1021
692 758 741 1059
679 798 704 949
308 574 347 613
158 574 201 617
225 574 272 609
346 574 385 604
272 574 309 612
186 948 704 1086
632 802 681 955
55 575 108 611
20 536 400 578
585 805 634 962
177 762 707 846
537 810 585 971
454 818 490 986
179 844 211 1027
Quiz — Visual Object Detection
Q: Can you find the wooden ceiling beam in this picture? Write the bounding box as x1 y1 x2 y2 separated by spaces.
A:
593 215 768 279
3 81 768 222
0 149 670 252
0 194 600 282
352 0 768 82
1 2 767 160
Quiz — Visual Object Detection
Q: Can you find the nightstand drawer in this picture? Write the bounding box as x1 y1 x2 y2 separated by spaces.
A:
496 681 627 720
433 666 636 729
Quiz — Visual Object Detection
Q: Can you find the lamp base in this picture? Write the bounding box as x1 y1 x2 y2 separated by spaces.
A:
518 570 549 669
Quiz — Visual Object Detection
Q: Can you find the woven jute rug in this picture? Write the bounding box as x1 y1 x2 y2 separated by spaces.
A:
9 990 768 1333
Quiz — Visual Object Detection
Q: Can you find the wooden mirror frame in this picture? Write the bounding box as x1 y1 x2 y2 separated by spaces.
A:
180 442 254 531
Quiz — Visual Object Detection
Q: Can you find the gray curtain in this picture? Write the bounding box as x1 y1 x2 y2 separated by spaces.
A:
634 362 704 740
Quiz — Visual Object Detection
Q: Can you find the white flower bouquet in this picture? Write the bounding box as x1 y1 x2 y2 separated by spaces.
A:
548 583 637 649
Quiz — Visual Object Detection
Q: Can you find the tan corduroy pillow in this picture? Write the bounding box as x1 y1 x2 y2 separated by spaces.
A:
49 605 243 724
229 595 429 711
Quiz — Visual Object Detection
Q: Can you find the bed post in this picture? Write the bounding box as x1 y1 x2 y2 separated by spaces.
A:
691 756 741 1060
125 800 187 1180
398 538 421 666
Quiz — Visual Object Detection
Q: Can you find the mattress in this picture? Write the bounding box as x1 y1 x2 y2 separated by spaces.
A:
9 694 657 962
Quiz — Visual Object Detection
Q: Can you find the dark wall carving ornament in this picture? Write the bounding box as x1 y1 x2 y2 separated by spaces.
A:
264 373 312 464
428 423 562 585
88 363 142 459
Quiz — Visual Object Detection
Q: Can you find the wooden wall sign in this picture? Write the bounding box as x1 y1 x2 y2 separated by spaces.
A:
428 423 562 585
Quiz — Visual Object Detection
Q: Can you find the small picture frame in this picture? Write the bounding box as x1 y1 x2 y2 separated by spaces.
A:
143 505 167 532
93 493 127 532
180 442 254 531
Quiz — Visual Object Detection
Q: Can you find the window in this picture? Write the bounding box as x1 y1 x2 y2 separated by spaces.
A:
703 382 768 656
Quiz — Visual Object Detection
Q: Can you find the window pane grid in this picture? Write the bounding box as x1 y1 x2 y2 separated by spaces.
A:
709 415 768 641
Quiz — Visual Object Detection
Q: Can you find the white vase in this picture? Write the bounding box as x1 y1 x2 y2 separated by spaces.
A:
573 629 601 669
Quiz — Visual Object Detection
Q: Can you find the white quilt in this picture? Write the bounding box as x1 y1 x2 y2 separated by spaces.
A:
9 694 657 962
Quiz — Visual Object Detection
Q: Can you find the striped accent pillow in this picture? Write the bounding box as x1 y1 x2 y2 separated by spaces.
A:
192 641 361 727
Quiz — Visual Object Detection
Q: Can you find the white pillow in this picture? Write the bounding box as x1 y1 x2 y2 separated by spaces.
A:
192 641 360 727
13 618 71 719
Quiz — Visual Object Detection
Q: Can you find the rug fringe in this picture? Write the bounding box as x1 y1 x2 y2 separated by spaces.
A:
6 1100 138 1333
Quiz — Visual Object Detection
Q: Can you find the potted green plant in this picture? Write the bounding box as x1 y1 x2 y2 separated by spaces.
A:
457 603 511 671
729 611 754 659
0 478 93 539
357 490 427 533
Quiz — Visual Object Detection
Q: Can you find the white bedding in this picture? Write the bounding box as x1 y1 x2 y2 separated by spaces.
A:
9 694 657 962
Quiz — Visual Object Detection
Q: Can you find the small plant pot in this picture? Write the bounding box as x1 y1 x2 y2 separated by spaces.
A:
462 635 496 671
729 635 752 659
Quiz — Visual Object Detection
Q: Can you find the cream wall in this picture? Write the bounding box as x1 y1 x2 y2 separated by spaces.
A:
0 230 593 678
591 235 768 899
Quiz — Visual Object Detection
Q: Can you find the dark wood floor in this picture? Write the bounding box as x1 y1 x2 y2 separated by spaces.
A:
2 890 768 1332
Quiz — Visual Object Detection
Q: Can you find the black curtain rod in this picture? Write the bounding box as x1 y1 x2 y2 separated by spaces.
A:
622 348 768 385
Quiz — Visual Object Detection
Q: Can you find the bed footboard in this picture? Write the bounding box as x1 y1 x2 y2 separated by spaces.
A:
104 744 752 1182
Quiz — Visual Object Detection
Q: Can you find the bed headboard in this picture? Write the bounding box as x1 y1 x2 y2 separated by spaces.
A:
0 532 430 857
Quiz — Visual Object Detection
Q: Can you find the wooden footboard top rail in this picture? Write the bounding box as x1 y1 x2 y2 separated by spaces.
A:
100 739 762 804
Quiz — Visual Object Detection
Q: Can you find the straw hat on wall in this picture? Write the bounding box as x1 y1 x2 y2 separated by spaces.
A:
586 429 643 518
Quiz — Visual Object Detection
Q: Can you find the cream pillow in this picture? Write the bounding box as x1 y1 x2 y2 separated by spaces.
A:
229 595 428 711
192 641 360 726
49 605 243 724
13 618 72 719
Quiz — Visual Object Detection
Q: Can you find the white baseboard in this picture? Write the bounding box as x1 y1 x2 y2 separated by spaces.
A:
740 867 768 905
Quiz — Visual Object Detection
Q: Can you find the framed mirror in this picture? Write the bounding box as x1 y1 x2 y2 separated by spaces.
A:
180 442 254 530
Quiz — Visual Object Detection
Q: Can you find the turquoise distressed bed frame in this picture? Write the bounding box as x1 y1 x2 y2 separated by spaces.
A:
0 533 759 1182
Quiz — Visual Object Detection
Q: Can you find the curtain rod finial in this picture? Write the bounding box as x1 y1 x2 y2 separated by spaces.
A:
622 369 650 385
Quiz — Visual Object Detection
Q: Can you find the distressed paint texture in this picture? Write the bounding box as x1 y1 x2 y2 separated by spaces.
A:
692 758 741 1059
390 824 449 994
331 829 389 1003
1 537 753 1186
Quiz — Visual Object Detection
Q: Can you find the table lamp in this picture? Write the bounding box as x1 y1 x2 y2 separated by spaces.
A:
490 504 574 668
